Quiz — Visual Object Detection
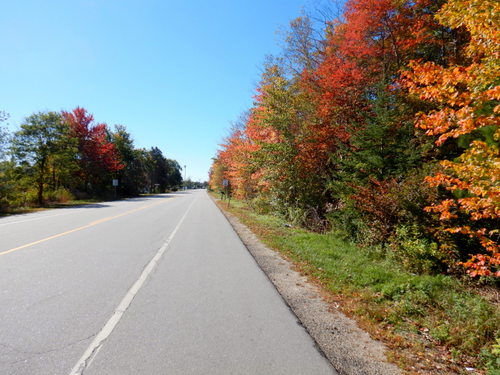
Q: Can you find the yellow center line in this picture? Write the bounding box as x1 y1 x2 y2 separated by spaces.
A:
0 199 171 257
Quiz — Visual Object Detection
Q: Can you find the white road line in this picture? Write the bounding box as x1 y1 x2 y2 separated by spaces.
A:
68 197 197 375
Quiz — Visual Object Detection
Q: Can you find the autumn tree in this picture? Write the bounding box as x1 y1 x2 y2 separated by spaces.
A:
249 65 303 201
402 0 500 276
281 15 324 75
215 114 259 199
62 107 123 195
208 156 227 192
300 0 454 240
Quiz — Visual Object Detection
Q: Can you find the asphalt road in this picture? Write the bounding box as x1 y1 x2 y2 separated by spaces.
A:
0 190 336 374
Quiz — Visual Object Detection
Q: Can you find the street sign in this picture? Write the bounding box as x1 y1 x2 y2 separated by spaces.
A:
222 179 229 187
112 179 119 187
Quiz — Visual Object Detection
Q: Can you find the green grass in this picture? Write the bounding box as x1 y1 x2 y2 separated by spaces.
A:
217 196 500 373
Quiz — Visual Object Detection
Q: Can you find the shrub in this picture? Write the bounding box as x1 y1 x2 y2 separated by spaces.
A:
250 195 273 214
390 225 448 274
46 188 74 203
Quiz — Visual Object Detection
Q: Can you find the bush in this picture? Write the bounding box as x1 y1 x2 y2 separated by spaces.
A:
250 195 273 215
46 188 74 203
325 197 369 242
20 189 39 206
390 225 448 274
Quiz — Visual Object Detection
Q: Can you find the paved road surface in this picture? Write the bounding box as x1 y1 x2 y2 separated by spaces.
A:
0 190 336 374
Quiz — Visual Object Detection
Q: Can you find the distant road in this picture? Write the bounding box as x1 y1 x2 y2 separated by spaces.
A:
0 190 335 374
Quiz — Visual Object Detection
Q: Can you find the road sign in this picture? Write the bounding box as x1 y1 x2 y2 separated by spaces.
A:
112 179 119 187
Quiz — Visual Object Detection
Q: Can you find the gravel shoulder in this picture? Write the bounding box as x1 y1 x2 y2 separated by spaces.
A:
213 196 402 375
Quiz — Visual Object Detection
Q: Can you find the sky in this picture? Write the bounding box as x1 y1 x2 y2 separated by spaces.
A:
0 0 331 182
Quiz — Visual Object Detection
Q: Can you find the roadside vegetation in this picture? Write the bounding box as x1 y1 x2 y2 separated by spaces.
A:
215 196 499 374
0 107 183 214
209 0 499 373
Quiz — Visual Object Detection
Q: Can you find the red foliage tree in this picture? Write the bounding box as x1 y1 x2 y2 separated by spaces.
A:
62 107 123 191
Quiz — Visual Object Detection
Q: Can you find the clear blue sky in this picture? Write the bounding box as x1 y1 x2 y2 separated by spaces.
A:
0 0 327 182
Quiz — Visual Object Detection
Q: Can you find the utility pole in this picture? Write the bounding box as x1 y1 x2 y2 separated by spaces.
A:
184 165 187 190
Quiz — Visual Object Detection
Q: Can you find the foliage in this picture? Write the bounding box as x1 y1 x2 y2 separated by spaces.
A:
480 337 500 373
0 112 12 209
390 225 446 274
62 107 123 194
0 161 16 210
147 147 182 192
0 111 9 160
110 125 182 195
111 124 144 196
402 0 500 277
10 111 74 205
46 187 74 203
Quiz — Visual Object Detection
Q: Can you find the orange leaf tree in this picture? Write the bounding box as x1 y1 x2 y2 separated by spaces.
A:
402 0 499 277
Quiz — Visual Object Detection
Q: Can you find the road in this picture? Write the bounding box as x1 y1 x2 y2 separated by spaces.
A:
0 190 335 374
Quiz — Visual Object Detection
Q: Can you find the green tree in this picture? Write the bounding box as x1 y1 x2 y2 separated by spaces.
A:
148 147 168 192
144 148 183 193
0 112 13 211
111 124 143 196
0 111 9 160
165 159 182 190
11 111 73 205
333 84 423 187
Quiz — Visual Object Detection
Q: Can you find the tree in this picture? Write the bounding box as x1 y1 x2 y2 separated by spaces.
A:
217 119 259 200
144 147 182 192
148 147 169 192
11 112 71 205
0 111 9 160
0 111 12 210
281 15 324 75
209 156 227 192
111 124 144 196
62 107 123 194
165 158 182 190
402 0 500 276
